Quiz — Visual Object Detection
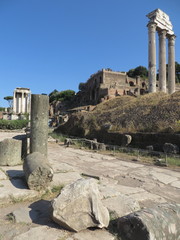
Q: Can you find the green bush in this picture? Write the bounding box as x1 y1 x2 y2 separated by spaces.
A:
0 119 29 130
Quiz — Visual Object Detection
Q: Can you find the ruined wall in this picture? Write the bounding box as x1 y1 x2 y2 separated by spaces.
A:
86 130 180 151
74 69 147 107
103 71 126 87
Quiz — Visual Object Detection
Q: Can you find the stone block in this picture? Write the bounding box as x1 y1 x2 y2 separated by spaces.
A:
51 178 110 232
0 139 22 166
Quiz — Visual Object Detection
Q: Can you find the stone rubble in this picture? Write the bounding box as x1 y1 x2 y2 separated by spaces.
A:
51 178 110 232
0 131 179 240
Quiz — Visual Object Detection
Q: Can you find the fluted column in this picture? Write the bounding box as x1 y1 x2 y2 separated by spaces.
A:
148 22 157 93
158 30 167 92
13 91 17 113
168 35 176 94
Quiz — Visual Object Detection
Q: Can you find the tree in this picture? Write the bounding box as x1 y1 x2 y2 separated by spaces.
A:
49 89 59 103
127 66 148 79
78 82 86 91
49 89 75 103
175 61 180 83
4 96 13 109
162 62 180 83
58 90 75 101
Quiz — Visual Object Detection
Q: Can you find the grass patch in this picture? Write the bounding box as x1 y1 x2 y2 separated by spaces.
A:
49 132 67 142
166 156 180 167
51 185 64 194
9 195 24 204
40 185 64 200
0 119 29 130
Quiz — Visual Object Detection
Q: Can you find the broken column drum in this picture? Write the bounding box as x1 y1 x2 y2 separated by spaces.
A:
117 203 180 240
23 152 53 191
146 9 176 94
30 94 49 157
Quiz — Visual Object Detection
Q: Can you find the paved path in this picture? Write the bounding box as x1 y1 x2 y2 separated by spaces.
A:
0 131 180 240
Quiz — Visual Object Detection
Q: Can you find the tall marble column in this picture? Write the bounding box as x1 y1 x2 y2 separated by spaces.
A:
148 22 157 93
168 35 176 94
13 91 17 113
158 29 167 92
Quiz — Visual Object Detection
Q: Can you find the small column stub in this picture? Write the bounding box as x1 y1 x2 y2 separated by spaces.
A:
30 94 49 157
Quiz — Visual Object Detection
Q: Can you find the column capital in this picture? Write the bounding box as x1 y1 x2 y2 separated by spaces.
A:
168 34 176 46
147 22 157 31
158 29 167 37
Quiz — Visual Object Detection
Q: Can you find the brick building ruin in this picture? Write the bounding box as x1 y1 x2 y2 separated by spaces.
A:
75 68 147 106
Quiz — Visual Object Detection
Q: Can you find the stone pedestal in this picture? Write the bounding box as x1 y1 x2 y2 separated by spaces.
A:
148 23 157 93
0 139 22 166
168 35 176 94
30 94 49 157
159 30 167 92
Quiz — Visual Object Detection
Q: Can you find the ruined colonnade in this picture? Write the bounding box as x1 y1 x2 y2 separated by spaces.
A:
147 9 176 94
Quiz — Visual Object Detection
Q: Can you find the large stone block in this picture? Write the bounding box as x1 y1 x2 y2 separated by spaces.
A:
0 139 22 166
51 178 110 232
117 203 180 240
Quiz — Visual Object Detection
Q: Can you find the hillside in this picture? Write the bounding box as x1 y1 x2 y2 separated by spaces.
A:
56 91 180 137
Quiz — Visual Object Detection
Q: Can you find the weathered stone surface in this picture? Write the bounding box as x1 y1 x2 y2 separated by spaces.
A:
67 229 116 240
51 172 82 187
0 179 37 204
0 139 22 166
13 134 28 159
102 195 140 219
30 94 49 157
163 142 179 153
0 169 7 180
7 207 39 223
51 178 110 232
122 134 132 146
117 203 180 240
13 226 67 240
23 152 53 190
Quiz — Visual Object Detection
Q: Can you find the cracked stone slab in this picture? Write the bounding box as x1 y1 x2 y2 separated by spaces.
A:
51 162 77 173
50 172 82 187
170 181 180 189
129 191 166 204
0 179 37 205
117 161 144 168
155 168 180 178
151 171 178 184
7 207 39 223
13 226 68 240
99 184 144 199
66 229 116 240
1 166 24 179
0 169 7 180
102 194 140 218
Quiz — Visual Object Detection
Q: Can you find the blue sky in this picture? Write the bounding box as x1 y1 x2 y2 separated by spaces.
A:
0 0 180 107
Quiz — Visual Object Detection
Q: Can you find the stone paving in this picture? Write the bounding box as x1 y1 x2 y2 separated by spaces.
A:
0 131 180 240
